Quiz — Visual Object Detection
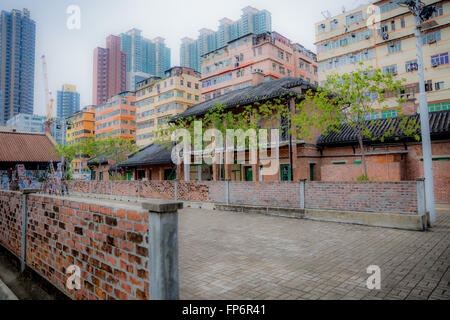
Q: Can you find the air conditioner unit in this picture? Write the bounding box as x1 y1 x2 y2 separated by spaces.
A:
365 34 370 39
323 42 328 46
351 33 356 38
389 42 395 47
320 23 325 28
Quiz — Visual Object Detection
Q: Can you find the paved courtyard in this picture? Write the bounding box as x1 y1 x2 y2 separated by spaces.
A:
179 205 450 300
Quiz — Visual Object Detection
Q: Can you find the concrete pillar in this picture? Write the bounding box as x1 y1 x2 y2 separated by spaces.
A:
226 180 230 205
197 166 202 181
142 200 183 300
20 189 39 273
224 163 231 181
416 178 428 228
174 180 178 201
138 180 141 199
299 179 306 210
183 163 190 181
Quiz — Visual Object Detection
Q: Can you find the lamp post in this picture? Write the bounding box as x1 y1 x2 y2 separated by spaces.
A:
395 0 436 222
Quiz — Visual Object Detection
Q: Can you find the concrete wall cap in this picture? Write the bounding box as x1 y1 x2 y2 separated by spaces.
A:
21 188 41 194
142 200 183 213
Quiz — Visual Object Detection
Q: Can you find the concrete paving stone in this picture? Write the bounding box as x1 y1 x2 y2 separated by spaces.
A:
178 207 450 300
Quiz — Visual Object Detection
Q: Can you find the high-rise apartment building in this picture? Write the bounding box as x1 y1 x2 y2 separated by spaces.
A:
135 67 202 147
180 6 272 73
93 35 127 106
315 0 449 117
6 113 66 145
95 91 136 140
57 84 80 119
120 29 171 85
0 9 36 125
200 31 318 100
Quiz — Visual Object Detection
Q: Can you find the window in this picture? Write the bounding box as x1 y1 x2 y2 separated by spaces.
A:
431 52 449 67
278 50 284 60
180 80 184 85
346 11 362 25
381 109 397 118
425 80 433 92
400 18 405 28
272 63 277 71
195 83 199 90
405 60 418 72
388 41 401 54
435 82 444 91
258 47 262 55
187 93 192 99
383 64 397 75
195 95 199 101
299 61 304 69
428 101 450 112
425 4 443 20
279 66 285 75
390 20 395 31
187 82 192 88
381 24 388 33
318 24 326 34
177 91 184 97
330 19 338 30
423 30 441 45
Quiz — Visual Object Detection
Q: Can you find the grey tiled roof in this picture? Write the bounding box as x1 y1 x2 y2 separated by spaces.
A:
119 143 173 167
317 110 450 146
174 77 315 119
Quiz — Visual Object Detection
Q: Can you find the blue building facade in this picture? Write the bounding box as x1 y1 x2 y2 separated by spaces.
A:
0 9 36 125
120 29 171 82
57 84 80 119
180 6 271 72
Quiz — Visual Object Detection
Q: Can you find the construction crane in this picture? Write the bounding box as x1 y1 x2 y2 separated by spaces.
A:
41 54 54 134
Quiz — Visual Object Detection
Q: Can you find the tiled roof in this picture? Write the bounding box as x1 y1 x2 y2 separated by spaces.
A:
0 131 61 163
317 110 450 146
120 143 173 167
174 77 315 120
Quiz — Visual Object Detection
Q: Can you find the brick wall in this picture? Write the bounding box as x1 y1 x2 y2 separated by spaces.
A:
0 191 23 258
5 191 152 300
68 180 420 214
305 181 418 214
229 182 301 207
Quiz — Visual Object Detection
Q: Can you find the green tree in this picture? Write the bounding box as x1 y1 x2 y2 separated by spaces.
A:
296 63 420 178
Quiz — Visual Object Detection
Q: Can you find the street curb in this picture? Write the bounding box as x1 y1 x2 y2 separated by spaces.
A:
0 278 18 300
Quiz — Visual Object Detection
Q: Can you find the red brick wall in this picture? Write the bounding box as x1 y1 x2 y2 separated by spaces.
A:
0 191 23 258
24 193 150 300
229 181 300 207
140 181 175 199
405 143 450 204
66 180 420 213
305 181 418 214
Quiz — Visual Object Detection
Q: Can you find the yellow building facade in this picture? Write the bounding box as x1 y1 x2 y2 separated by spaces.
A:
65 106 96 179
315 0 449 117
135 67 202 147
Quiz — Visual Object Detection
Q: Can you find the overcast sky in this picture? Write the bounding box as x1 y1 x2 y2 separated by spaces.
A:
2 0 370 116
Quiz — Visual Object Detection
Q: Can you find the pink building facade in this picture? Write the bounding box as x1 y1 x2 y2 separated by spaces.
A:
93 35 127 106
200 31 318 100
